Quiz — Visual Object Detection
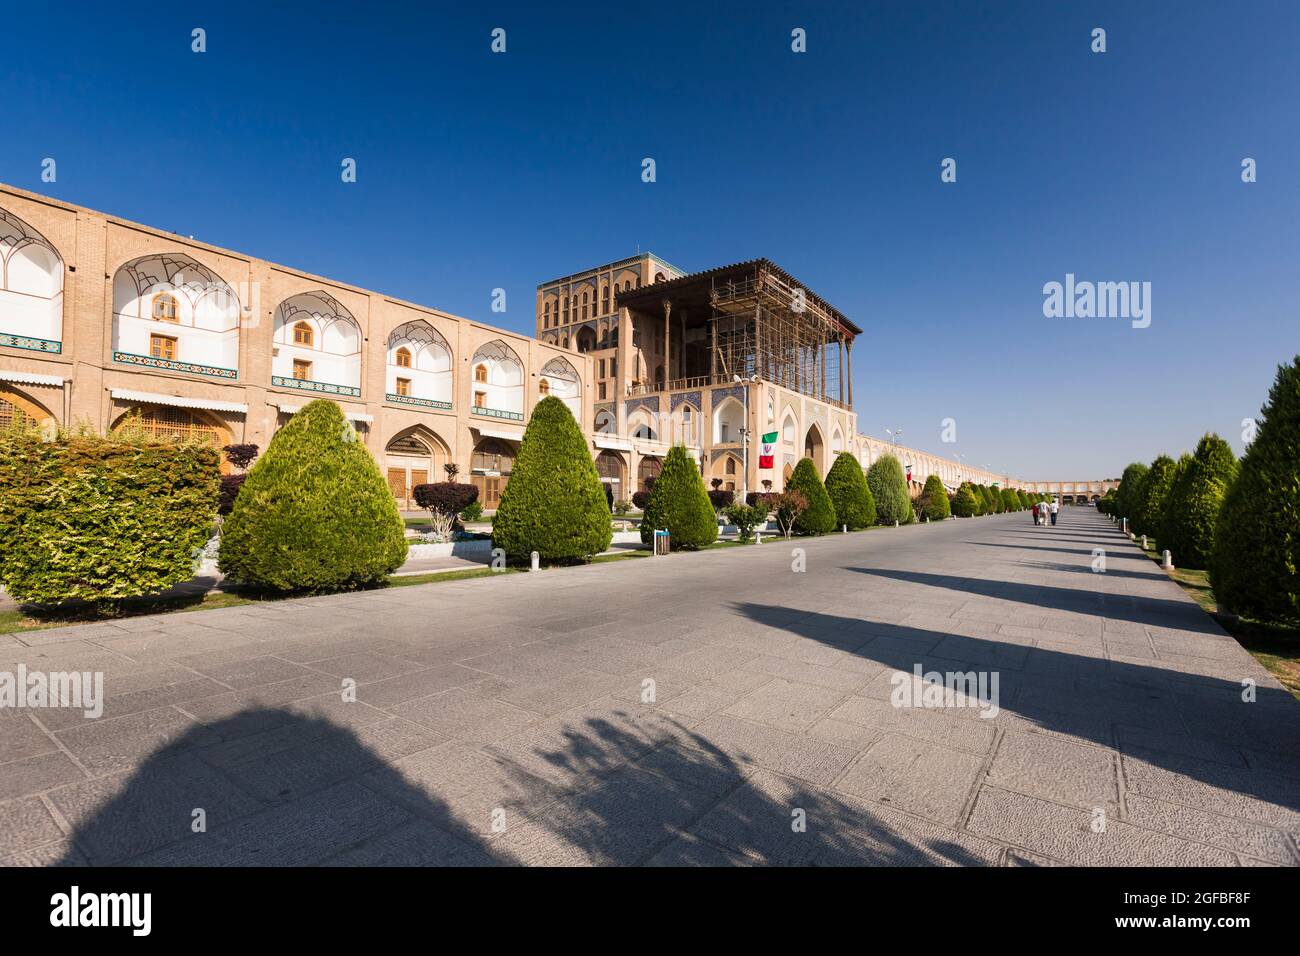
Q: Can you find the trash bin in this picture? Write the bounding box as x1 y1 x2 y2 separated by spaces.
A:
653 529 671 556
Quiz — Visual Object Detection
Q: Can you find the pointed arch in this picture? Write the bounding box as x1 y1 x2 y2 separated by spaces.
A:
386 319 453 407
0 384 55 429
540 355 581 420
0 206 65 350
470 339 525 420
272 291 361 395
712 396 745 445
111 253 240 378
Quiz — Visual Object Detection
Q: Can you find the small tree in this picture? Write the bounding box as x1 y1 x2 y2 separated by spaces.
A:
824 452 876 529
1212 357 1300 624
723 501 769 543
866 454 911 525
952 482 979 517
219 400 406 591
1159 436 1237 570
1133 454 1176 538
1115 462 1149 524
772 491 808 538
786 457 837 535
413 481 479 539
1000 487 1019 513
640 445 717 550
493 396 612 563
920 474 951 521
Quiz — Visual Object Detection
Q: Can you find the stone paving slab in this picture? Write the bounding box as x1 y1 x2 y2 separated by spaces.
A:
1 508 1297 866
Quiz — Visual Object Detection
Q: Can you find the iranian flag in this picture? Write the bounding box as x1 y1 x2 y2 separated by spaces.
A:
759 431 777 469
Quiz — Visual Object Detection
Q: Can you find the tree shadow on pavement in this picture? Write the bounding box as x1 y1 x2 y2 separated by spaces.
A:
730 601 1300 819
50 703 1001 867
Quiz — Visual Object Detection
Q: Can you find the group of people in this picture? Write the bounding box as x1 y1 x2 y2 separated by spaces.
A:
1032 498 1060 527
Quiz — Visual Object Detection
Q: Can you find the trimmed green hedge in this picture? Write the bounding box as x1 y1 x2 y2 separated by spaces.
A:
1158 434 1237 570
952 482 979 517
493 396 612 562
867 454 912 525
920 474 951 521
640 444 718 549
824 452 876 530
0 422 220 606
787 457 837 534
1212 357 1300 624
219 400 406 591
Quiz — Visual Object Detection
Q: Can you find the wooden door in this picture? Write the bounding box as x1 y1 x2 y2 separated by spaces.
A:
410 469 428 494
387 468 407 505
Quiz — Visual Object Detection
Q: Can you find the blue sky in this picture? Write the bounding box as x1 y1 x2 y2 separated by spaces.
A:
3 0 1296 479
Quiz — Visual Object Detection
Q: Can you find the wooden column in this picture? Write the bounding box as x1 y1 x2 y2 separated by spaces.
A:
662 299 671 389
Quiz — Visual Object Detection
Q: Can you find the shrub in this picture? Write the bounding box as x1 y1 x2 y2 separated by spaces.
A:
824 452 876 529
222 443 259 470
493 396 612 562
1159 435 1237 570
866 454 911 525
631 490 652 510
1133 454 1175 537
219 401 405 591
746 491 777 507
977 485 997 514
1114 462 1149 524
785 457 837 535
218 473 246 516
772 490 808 537
952 482 979 517
1211 358 1300 624
613 499 632 516
640 444 717 550
707 488 735 512
460 501 485 523
1000 488 1019 513
723 501 769 542
919 474 951 521
0 423 221 607
413 482 479 518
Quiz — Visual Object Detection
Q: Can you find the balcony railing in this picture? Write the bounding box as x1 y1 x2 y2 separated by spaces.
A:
386 392 453 410
471 405 524 422
0 332 61 355
272 375 361 398
114 351 238 380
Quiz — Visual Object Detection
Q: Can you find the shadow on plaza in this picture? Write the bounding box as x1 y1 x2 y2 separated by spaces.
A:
850 567 1212 630
729 601 1300 812
54 705 985 867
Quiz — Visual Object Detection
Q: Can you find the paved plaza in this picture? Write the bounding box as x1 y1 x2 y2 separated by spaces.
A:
2 509 1297 866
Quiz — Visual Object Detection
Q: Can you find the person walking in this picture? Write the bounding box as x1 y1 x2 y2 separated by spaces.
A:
1031 502 1040 526
1049 498 1059 526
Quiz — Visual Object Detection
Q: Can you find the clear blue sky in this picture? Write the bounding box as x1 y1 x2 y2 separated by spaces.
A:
3 0 1296 479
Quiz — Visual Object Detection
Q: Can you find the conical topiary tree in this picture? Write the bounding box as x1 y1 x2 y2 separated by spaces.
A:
979 485 998 514
823 452 875 530
952 482 979 517
1133 454 1176 538
866 454 911 525
1115 462 1149 525
1212 357 1300 625
640 444 717 550
787 456 837 534
1159 435 1237 570
219 399 406 591
1000 487 1019 513
919 474 951 521
493 396 612 563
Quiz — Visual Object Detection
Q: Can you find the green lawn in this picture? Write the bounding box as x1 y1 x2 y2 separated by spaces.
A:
1136 536 1300 699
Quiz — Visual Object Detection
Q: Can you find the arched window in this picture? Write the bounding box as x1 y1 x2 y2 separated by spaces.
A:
293 321 314 347
475 364 488 383
395 346 412 368
152 293 179 323
539 378 550 395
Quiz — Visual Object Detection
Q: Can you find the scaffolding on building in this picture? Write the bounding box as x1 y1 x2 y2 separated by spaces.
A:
707 262 854 409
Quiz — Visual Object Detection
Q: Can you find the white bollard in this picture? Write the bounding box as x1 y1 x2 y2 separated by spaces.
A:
530 550 539 571
1162 550 1173 570
894 520 899 528
756 532 763 544
1141 534 1147 549
842 524 847 533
